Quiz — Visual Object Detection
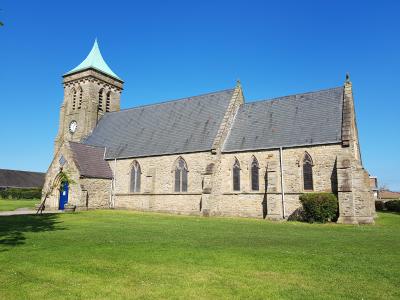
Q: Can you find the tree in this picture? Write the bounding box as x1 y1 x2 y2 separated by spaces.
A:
379 184 389 191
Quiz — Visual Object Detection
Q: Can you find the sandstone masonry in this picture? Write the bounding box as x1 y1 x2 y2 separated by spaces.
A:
42 41 375 224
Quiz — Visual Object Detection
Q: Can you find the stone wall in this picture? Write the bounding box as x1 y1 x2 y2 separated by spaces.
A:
111 152 215 215
212 144 344 219
41 143 81 210
336 154 375 224
80 178 111 209
42 142 111 211
44 140 375 224
109 144 351 220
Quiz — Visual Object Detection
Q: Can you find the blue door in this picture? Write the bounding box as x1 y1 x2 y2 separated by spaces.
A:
59 182 69 210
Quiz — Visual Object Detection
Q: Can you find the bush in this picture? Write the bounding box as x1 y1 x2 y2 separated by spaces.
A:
299 193 338 223
287 207 305 222
0 188 42 200
385 200 400 212
375 200 385 211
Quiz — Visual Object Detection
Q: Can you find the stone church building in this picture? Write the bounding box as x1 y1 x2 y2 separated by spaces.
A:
42 41 375 224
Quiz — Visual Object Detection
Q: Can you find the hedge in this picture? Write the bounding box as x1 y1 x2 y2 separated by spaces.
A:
384 200 400 212
299 192 338 223
0 188 42 200
375 200 385 211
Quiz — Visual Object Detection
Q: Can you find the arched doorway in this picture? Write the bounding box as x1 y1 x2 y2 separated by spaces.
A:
59 181 69 210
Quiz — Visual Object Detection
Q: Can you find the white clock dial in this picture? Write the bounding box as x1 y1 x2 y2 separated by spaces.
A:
69 120 77 133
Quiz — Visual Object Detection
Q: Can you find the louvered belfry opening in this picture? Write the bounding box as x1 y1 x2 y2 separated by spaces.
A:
77 87 83 109
98 89 103 111
106 91 111 112
72 88 77 110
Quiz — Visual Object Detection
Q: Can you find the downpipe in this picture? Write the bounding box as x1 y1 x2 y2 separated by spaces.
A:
279 147 286 219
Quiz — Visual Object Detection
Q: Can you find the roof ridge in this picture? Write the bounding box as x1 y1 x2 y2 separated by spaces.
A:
245 86 344 106
0 168 45 174
69 141 105 150
104 87 235 114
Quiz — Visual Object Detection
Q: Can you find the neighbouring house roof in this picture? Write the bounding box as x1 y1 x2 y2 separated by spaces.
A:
64 39 121 81
379 190 400 200
69 142 113 179
84 89 235 159
0 169 45 189
223 87 344 152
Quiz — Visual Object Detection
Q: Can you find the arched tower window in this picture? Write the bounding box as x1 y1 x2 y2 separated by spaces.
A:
233 158 241 191
130 161 141 192
174 157 188 192
98 88 104 111
106 91 111 112
71 88 77 111
303 152 314 191
77 86 83 109
251 156 259 191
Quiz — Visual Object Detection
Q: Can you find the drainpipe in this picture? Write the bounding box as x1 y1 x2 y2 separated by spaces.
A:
279 147 286 219
104 148 113 209
109 180 113 209
112 158 117 208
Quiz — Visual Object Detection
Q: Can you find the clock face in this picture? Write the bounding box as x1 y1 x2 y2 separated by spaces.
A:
69 120 77 134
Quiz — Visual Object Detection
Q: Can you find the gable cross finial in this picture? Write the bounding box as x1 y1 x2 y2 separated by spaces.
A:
345 72 351 84
236 79 241 88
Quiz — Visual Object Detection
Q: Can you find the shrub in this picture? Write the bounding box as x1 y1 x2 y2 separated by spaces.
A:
385 200 400 212
287 207 305 222
375 200 385 211
0 188 42 200
299 193 338 223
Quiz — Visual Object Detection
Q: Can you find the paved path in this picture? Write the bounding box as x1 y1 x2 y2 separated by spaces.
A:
0 210 63 216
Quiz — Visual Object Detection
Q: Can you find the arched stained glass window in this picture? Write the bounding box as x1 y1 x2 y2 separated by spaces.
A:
130 161 141 192
175 158 188 192
77 86 83 109
251 157 259 191
233 158 241 191
303 153 314 190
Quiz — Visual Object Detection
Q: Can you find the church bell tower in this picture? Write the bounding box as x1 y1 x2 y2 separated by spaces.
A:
54 40 124 153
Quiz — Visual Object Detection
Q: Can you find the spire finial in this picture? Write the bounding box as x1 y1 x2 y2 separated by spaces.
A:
236 79 241 88
345 72 351 84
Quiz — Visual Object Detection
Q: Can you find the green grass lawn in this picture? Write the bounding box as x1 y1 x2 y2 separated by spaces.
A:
0 210 399 299
0 199 40 211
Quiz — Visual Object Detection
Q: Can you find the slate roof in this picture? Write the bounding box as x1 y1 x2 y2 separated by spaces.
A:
69 142 113 179
379 190 400 200
223 87 344 152
0 169 45 189
84 89 235 159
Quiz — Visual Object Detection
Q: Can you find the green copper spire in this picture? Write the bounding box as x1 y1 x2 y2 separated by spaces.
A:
65 39 121 80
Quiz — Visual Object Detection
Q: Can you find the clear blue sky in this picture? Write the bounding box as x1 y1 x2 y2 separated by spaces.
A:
0 1 399 190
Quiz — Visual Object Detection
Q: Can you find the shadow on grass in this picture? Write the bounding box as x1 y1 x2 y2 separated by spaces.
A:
0 214 65 251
